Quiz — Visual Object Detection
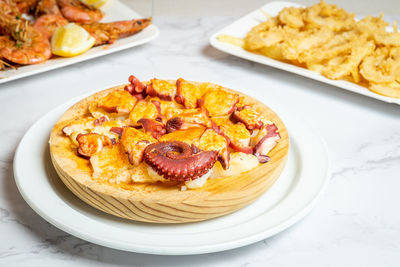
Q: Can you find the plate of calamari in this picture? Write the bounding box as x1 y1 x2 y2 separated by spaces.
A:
210 1 400 104
0 0 159 83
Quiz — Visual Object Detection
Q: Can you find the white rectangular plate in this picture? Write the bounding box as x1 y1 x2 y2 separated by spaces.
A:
0 0 159 84
209 1 400 105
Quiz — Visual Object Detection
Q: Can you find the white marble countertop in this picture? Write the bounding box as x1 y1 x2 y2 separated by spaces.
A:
1 2 400 266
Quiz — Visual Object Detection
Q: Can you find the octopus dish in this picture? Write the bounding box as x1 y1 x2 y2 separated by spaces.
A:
49 75 289 223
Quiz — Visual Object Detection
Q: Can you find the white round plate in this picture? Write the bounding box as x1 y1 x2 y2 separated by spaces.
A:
14 95 330 255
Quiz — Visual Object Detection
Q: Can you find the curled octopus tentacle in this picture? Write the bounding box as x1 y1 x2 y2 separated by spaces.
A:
143 141 218 182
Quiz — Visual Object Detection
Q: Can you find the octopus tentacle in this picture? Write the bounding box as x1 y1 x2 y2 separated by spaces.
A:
138 118 166 139
125 75 147 100
143 141 218 181
253 124 281 163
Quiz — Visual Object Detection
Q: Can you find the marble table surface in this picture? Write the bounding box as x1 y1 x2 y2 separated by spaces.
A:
1 14 400 267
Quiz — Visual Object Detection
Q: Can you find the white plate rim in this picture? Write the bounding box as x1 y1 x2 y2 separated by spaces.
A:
0 0 159 84
209 1 400 105
13 90 331 255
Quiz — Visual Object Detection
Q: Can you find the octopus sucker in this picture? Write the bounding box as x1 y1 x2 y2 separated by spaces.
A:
143 141 218 182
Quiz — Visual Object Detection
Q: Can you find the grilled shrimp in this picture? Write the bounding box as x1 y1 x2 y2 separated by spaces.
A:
0 28 51 65
79 18 152 46
0 36 14 69
32 12 151 45
57 0 104 23
0 0 19 18
14 0 39 14
0 0 51 65
33 14 68 40
35 0 62 16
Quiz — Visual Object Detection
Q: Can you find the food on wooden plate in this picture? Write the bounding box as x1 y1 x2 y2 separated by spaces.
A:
56 75 282 189
218 1 400 98
0 0 151 69
50 75 289 223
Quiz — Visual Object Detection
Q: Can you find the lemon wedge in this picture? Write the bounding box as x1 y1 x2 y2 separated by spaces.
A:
51 23 96 57
81 0 109 8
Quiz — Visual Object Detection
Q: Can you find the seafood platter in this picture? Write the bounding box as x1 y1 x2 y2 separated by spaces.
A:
211 1 400 104
0 0 159 83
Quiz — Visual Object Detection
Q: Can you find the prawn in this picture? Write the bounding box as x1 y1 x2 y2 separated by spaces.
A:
79 18 152 46
0 37 16 69
33 14 68 40
0 0 19 18
0 28 51 65
35 0 62 16
14 0 38 14
31 14 151 45
0 0 51 65
57 0 104 23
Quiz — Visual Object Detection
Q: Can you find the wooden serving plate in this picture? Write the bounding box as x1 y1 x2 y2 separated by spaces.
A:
49 83 289 223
